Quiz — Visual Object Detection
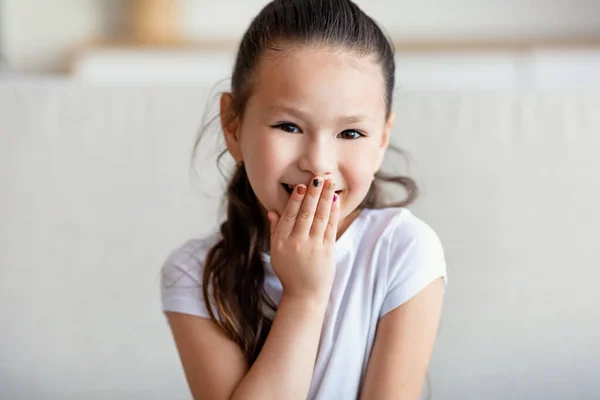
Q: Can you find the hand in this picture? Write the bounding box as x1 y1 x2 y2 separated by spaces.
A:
267 177 341 301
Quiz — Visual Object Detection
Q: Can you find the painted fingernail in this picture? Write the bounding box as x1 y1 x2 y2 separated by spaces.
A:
328 181 335 190
333 193 338 202
297 186 307 195
313 179 321 187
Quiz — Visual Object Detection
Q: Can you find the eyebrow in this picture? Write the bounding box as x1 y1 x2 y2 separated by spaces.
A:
266 105 375 124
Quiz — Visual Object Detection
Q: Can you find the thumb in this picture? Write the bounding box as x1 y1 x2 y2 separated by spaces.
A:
267 212 279 238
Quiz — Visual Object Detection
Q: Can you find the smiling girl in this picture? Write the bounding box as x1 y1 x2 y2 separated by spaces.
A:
161 1 447 399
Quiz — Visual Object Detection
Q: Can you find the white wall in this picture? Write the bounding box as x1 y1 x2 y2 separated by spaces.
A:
3 0 600 73
2 0 123 72
1 82 599 400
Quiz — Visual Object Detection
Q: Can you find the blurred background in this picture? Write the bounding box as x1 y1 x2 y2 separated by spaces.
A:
1 0 600 86
1 1 599 399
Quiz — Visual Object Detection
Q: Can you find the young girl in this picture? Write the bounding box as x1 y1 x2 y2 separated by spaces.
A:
161 1 447 399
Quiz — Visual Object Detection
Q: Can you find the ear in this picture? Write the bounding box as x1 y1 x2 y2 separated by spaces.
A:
220 92 243 163
381 111 395 150
374 111 395 170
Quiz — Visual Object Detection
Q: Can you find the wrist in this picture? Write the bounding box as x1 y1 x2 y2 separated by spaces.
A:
281 291 330 311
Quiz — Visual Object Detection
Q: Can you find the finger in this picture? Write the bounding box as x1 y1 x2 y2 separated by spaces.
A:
323 191 341 244
277 184 307 238
310 179 336 238
292 177 324 237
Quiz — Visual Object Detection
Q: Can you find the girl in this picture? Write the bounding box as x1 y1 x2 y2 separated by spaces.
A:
161 1 447 399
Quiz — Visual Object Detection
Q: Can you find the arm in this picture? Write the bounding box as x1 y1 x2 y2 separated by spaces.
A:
360 277 445 400
232 293 328 399
165 293 328 400
166 177 339 399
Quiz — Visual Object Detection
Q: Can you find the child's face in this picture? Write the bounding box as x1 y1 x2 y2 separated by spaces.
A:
222 46 394 233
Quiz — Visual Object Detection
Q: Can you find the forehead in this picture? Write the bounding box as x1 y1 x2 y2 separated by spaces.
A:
249 45 387 120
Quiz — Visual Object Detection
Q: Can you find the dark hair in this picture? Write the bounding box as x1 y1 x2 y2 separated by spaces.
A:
193 0 418 367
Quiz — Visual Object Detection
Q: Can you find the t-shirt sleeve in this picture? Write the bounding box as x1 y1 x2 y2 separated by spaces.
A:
160 239 218 319
379 213 448 318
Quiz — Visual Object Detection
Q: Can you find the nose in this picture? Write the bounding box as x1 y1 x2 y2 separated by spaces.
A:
297 136 336 177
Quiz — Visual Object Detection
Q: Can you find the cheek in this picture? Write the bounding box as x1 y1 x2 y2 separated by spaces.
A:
344 145 379 176
242 132 289 174
239 131 291 208
340 146 380 196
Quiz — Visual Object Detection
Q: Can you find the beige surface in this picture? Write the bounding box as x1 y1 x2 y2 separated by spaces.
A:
127 0 181 44
5 0 600 73
0 81 599 399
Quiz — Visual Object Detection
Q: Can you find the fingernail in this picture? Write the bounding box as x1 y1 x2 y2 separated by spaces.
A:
297 186 307 195
313 179 321 187
333 193 338 202
328 181 335 190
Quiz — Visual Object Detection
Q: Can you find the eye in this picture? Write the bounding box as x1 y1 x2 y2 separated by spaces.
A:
338 130 365 140
273 123 301 133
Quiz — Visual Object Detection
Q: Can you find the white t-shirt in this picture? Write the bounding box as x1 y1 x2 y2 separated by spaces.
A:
160 207 448 399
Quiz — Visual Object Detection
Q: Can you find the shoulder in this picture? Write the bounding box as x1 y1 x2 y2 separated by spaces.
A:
161 233 221 287
361 207 442 253
160 232 222 318
361 207 447 317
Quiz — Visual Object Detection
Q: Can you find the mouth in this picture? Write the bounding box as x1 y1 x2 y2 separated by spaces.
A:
281 183 343 196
